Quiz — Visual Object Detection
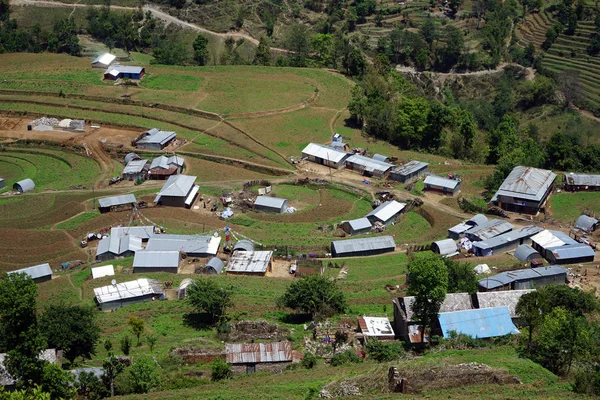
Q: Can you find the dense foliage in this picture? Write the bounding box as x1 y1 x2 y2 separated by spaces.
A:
277 275 347 319
187 278 233 322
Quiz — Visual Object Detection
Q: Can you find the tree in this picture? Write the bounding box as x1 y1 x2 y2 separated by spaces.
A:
128 316 144 346
211 359 232 381
0 0 9 22
40 363 76 400
406 253 448 343
128 358 158 394
120 336 131 356
516 290 545 355
448 0 463 16
438 26 463 70
146 335 157 353
47 17 80 55
444 259 477 294
365 338 403 362
187 278 233 322
419 17 438 49
253 37 271 66
558 69 583 108
0 273 46 386
40 305 100 365
193 34 209 66
102 355 125 397
285 24 310 67
277 275 346 319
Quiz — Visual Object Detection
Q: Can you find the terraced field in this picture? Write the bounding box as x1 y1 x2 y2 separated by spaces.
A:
516 11 554 50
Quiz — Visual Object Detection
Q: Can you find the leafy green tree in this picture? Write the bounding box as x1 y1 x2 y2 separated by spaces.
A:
450 108 478 160
448 0 463 16
193 34 209 66
47 17 80 55
444 259 477 294
419 17 438 49
285 24 310 66
40 305 100 365
487 115 518 164
557 69 582 108
277 275 346 319
394 97 431 148
41 363 76 400
120 335 131 356
542 26 559 50
152 40 190 65
187 279 233 322
438 26 463 70
76 370 108 400
102 355 125 397
407 253 448 343
516 290 545 355
128 316 145 346
128 358 158 394
0 0 9 22
211 359 232 381
492 79 515 119
235 5 246 28
253 37 271 66
146 335 157 353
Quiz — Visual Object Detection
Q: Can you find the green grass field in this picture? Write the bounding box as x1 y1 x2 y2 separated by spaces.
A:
549 192 600 223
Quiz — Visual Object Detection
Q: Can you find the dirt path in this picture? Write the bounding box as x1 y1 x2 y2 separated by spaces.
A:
395 62 535 80
67 273 83 300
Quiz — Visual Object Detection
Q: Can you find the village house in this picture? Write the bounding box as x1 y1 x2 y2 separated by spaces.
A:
341 217 372 236
254 196 289 214
122 159 149 181
233 240 254 253
575 215 599 233
529 229 594 264
331 236 396 258
447 214 488 240
155 175 199 208
227 251 273 276
473 289 536 319
8 263 52 284
205 257 224 274
438 307 519 339
145 234 221 258
564 173 600 191
13 178 35 193
464 219 514 242
431 239 459 257
366 200 406 226
301 143 350 168
97 194 137 213
345 154 394 178
135 128 177 150
96 234 143 262
94 278 164 311
491 166 556 215
471 225 544 257
478 265 567 292
103 65 145 80
148 155 185 179
389 160 429 183
91 53 116 69
423 175 460 196
133 250 181 274
226 341 298 374
513 244 543 263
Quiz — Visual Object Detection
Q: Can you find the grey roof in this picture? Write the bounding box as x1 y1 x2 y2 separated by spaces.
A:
233 240 254 252
366 200 406 223
111 226 156 240
227 251 273 273
492 166 556 202
547 244 596 261
150 155 185 170
432 239 458 255
8 263 52 280
478 265 567 290
105 65 144 76
531 230 578 249
92 53 116 65
472 225 543 251
94 278 163 304
514 244 541 262
346 217 372 231
254 196 288 209
467 214 488 226
331 236 395 255
475 289 536 317
575 215 599 233
372 154 389 162
145 235 220 255
124 152 140 164
301 143 349 163
346 154 394 173
448 222 471 235
14 178 35 192
122 159 148 175
424 175 459 190
133 250 180 269
329 141 346 150
402 293 473 322
205 257 224 273
466 219 514 241
96 234 142 257
390 160 429 176
98 194 137 208
565 173 600 187
157 175 196 198
137 128 176 146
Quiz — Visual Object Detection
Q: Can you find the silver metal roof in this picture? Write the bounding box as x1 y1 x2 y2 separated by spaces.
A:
346 154 394 173
331 236 395 255
424 175 459 189
205 257 224 273
150 155 185 170
8 263 52 280
98 194 137 208
492 166 556 202
472 225 543 251
105 65 144 76
122 159 148 175
301 143 349 163
157 175 197 198
124 152 140 164
346 217 372 231
226 341 292 364
14 178 35 192
111 226 156 239
145 235 220 255
366 200 406 223
448 222 471 234
92 53 116 66
547 244 596 260
254 196 288 209
227 251 273 273
514 244 541 262
531 229 578 249
233 240 254 252
466 219 513 240
467 214 488 226
133 250 180 269
478 266 567 290
137 129 176 145
372 154 389 162
575 215 599 232
94 278 163 304
475 289 535 317
432 239 458 255
390 160 428 176
96 234 142 257
565 173 600 187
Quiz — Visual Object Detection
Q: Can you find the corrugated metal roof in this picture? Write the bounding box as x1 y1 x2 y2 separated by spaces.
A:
92 53 116 65
122 159 148 175
403 293 473 322
514 244 541 262
448 222 471 235
575 215 599 232
98 194 137 208
432 239 458 255
157 175 197 198
91 265 115 279
548 244 596 260
346 154 394 173
466 219 514 241
331 236 395 255
96 234 142 257
492 166 556 202
137 129 176 146
254 196 288 209
390 160 428 176
366 200 406 223
233 240 254 252
424 175 459 190
150 155 185 170
145 235 220 256
565 173 600 187
112 226 156 239
347 217 372 231
472 225 543 250
438 307 520 338
205 257 224 273
531 230 578 249
14 178 35 192
358 316 395 337
8 263 52 280
227 251 272 273
106 65 144 74
478 265 567 290
133 250 180 269
372 154 389 162
475 289 535 317
124 153 140 164
94 278 163 304
301 143 349 163
226 341 292 364
467 214 488 226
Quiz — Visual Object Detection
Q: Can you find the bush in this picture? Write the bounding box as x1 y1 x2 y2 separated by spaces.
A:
211 359 232 381
365 339 403 362
330 350 363 367
120 335 132 356
128 358 159 394
301 352 319 369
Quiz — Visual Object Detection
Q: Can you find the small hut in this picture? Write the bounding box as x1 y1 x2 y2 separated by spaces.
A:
178 278 194 299
205 257 224 274
13 178 35 193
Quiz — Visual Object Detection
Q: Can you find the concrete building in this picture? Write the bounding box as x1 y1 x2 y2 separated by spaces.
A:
465 219 514 242
341 217 372 236
98 194 137 213
8 263 52 284
205 257 224 274
389 161 429 183
366 200 406 226
94 278 163 311
438 307 519 339
148 155 185 179
122 159 149 181
227 251 273 275
91 265 115 279
423 175 460 196
491 166 556 215
104 65 145 80
575 215 599 233
564 173 600 191
145 234 221 257
254 196 288 214
301 143 350 168
471 226 544 257
358 316 395 340
513 244 542 262
135 128 177 150
226 341 295 374
13 178 35 193
345 154 393 178
133 250 181 274
447 214 488 240
478 265 567 292
431 239 459 257
91 53 116 69
331 236 395 258
155 175 199 208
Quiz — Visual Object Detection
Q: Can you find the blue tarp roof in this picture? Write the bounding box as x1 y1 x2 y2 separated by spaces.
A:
438 306 520 339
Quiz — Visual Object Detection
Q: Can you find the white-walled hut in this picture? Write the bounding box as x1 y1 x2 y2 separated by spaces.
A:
254 196 288 214
13 178 35 193
91 53 116 69
91 265 115 279
431 239 459 257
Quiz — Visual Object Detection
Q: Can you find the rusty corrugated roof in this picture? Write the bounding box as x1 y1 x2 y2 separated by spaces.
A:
226 341 292 364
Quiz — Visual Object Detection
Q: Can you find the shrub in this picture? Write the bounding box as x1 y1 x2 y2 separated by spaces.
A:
365 339 403 362
211 359 232 381
330 350 363 367
120 335 132 356
301 352 319 369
